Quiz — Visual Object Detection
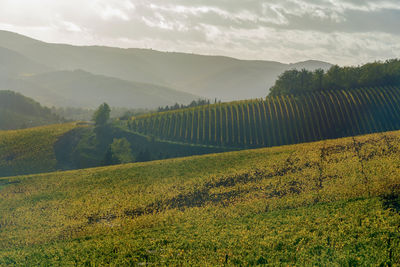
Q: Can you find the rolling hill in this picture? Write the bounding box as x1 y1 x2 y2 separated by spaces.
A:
17 70 199 109
0 30 332 101
0 121 230 178
0 46 51 78
0 39 199 109
128 86 400 148
0 130 399 265
0 90 63 130
0 61 199 110
0 123 80 177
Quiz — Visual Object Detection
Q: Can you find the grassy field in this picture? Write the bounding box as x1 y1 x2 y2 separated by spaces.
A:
0 123 80 177
1 130 400 265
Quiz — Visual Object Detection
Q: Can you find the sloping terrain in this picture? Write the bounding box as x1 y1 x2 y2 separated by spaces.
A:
0 46 51 78
0 130 399 265
0 34 199 109
0 30 332 100
129 87 400 148
0 90 63 130
0 121 230 177
0 61 199 109
0 123 80 177
20 70 199 108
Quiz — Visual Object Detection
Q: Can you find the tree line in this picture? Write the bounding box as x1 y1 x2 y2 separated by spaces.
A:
269 59 400 95
157 99 221 112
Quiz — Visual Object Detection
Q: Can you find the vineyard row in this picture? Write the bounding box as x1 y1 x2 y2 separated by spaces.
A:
128 87 400 148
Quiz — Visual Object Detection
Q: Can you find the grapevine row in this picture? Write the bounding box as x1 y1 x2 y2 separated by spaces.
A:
128 87 400 148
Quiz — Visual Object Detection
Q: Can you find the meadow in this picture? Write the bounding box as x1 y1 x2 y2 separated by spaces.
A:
0 129 400 265
0 123 80 177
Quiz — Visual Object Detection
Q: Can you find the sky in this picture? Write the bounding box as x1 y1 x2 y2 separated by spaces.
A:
0 0 400 65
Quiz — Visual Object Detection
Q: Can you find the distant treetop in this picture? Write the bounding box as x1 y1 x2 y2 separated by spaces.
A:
93 103 111 126
269 59 400 96
157 99 220 112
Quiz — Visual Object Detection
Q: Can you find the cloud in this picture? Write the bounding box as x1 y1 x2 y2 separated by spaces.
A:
0 0 399 65
92 0 135 21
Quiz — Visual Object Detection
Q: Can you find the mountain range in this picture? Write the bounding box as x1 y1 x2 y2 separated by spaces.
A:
0 30 332 108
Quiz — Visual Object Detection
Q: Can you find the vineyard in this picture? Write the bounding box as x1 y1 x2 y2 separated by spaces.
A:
129 87 400 147
1 130 400 265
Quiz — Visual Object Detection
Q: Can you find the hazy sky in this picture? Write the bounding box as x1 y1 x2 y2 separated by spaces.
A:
1 0 399 65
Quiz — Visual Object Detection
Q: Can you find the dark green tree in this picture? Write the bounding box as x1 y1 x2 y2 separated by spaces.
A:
102 148 116 166
269 69 300 95
93 103 111 126
313 69 325 91
110 138 133 164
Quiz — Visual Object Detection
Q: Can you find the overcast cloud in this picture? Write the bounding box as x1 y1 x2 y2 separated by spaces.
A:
0 0 399 65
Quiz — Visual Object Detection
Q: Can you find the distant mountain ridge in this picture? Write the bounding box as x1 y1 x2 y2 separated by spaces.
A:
5 69 199 109
0 46 51 77
0 45 199 108
0 30 332 104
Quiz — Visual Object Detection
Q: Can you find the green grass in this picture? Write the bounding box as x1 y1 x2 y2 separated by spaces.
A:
1 130 400 265
0 123 81 177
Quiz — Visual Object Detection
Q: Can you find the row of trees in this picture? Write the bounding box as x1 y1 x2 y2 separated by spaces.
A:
129 87 400 148
269 59 400 95
157 99 221 112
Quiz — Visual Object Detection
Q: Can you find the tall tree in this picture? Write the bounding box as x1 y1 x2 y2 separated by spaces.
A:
313 69 325 91
93 103 110 126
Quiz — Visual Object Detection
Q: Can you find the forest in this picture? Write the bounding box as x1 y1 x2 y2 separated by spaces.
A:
269 59 400 95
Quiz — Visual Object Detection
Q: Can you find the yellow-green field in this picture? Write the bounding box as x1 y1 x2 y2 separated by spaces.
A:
1 130 400 265
0 123 80 177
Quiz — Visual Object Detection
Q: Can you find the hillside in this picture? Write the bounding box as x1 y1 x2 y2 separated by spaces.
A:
0 46 51 78
128 86 400 148
0 65 199 109
0 30 332 100
0 130 399 265
0 123 79 177
0 90 63 130
20 70 199 108
0 122 230 177
0 34 199 109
